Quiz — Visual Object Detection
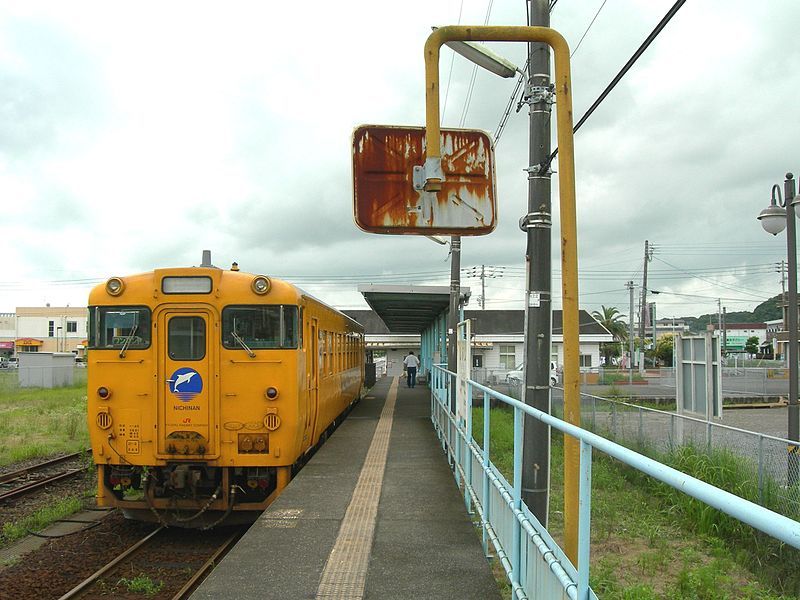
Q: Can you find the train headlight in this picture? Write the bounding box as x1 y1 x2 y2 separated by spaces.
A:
106 277 125 296
97 386 112 400
251 276 271 295
265 387 279 400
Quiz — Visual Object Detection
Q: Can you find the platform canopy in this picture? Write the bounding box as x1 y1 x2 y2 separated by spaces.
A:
358 284 471 333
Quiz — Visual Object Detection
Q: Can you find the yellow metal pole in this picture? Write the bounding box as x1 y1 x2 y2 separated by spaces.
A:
424 25 581 564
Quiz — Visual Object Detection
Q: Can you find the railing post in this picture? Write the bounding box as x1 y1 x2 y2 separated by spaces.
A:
482 390 491 558
577 439 593 600
466 381 473 513
758 435 764 504
512 406 523 591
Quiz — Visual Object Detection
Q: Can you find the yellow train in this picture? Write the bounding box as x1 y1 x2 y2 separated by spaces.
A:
87 253 364 527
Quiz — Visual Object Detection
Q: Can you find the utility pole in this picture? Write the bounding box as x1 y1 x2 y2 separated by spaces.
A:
521 0 553 524
480 265 486 309
448 236 461 414
639 240 650 339
627 281 635 386
722 306 727 353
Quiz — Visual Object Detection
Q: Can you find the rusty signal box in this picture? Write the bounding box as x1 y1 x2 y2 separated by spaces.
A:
352 125 496 236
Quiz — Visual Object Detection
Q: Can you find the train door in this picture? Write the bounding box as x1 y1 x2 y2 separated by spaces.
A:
305 317 319 447
156 307 218 458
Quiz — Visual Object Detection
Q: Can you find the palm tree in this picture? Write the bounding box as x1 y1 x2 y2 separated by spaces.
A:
591 305 628 366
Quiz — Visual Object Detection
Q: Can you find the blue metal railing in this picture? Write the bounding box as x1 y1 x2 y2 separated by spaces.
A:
429 364 800 600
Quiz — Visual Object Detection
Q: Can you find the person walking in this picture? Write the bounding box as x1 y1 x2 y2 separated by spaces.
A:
403 351 420 388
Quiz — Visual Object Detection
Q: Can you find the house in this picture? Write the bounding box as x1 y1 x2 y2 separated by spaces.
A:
344 309 613 382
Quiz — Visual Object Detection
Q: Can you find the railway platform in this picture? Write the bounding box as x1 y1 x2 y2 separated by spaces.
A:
191 375 501 599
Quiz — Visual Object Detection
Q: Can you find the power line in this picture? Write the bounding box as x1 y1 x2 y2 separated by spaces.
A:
458 0 495 127
570 0 608 58
544 0 688 171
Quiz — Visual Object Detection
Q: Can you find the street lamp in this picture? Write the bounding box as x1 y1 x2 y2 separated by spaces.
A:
757 172 799 482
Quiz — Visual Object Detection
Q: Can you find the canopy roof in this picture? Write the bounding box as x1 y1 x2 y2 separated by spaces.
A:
357 285 471 333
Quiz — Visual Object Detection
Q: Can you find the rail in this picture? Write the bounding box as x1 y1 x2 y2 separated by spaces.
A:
430 364 800 600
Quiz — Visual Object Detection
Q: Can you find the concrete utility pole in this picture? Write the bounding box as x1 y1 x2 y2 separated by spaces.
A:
639 240 650 339
521 0 553 524
627 281 635 386
481 265 486 309
722 306 727 353
448 235 461 413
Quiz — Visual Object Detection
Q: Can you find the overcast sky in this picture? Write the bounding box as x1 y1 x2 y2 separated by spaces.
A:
1 0 799 325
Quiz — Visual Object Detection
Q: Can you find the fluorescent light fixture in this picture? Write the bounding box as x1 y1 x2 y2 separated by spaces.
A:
445 40 519 78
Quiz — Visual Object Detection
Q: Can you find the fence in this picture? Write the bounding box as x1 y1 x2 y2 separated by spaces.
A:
431 365 800 600
431 364 800 600
0 365 87 391
507 379 800 520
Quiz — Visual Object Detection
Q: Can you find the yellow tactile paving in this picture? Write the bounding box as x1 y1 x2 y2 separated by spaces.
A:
315 377 398 599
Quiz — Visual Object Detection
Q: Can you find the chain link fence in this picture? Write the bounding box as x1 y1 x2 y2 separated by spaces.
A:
506 378 800 520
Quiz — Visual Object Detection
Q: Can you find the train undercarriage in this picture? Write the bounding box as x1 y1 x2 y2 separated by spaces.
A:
99 463 291 528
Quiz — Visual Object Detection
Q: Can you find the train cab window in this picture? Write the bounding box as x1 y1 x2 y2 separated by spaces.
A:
89 306 151 349
168 317 206 360
222 306 298 350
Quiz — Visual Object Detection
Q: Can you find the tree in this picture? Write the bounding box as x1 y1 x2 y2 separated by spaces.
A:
654 334 674 366
592 305 628 366
745 336 760 356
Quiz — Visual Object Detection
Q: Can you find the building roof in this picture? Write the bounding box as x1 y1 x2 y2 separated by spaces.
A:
344 308 611 337
356 285 470 333
712 323 766 330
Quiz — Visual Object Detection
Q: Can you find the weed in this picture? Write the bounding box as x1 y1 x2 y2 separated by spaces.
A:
118 575 164 596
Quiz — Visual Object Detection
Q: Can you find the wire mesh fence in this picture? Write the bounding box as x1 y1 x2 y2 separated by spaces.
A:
506 378 800 521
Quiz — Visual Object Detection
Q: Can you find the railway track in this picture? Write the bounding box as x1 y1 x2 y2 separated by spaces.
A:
0 450 91 503
57 524 244 599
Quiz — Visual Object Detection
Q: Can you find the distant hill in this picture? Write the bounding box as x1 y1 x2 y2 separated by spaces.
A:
679 294 783 333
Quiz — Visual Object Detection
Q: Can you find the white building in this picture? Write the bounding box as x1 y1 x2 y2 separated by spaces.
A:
0 306 89 357
345 309 613 384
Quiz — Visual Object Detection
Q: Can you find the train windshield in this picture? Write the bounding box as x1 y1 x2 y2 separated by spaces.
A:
89 306 151 349
222 305 298 350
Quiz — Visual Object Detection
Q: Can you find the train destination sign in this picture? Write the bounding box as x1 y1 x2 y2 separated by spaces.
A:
352 125 496 236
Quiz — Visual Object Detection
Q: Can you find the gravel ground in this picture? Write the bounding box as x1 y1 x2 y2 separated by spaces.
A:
0 511 157 599
0 455 96 541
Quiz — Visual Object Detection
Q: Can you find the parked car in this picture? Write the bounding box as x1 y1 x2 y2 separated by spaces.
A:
506 361 558 386
7 357 18 369
0 357 7 369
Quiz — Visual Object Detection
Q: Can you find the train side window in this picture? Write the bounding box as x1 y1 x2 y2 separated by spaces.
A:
168 317 206 360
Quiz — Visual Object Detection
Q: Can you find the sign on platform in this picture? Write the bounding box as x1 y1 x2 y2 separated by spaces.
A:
352 125 496 235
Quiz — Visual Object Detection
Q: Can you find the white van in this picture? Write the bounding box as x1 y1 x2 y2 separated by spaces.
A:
506 361 558 386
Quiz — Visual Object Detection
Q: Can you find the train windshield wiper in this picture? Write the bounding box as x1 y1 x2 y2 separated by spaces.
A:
231 331 256 358
119 324 138 358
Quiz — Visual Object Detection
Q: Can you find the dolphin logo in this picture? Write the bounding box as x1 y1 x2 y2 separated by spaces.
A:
168 367 203 401
173 371 197 391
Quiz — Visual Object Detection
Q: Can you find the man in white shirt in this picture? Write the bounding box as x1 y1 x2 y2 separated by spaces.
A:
403 351 421 388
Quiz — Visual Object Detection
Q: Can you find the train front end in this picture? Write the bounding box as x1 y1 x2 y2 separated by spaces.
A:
87 263 305 527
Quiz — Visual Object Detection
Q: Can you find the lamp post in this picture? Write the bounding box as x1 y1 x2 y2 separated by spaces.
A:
757 172 799 483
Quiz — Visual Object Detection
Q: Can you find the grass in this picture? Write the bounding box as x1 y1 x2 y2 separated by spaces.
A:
0 373 89 466
470 406 797 600
117 575 164 595
1 495 85 544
